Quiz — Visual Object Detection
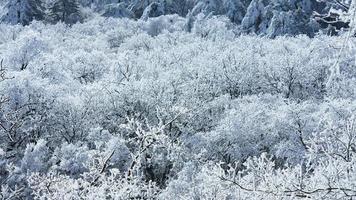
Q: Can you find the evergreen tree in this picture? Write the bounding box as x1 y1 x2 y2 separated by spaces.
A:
1 0 45 25
49 0 81 24
24 0 45 24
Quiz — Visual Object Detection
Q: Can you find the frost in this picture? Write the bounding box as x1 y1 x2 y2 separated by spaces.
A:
0 2 355 199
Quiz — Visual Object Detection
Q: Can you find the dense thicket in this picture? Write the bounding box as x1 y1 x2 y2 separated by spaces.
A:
0 0 356 199
0 0 354 36
0 14 356 199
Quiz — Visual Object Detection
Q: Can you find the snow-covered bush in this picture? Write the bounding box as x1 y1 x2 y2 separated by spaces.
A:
0 14 356 199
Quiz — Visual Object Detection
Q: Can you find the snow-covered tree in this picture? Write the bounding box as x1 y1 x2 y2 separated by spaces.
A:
241 0 325 37
1 0 45 25
49 0 82 24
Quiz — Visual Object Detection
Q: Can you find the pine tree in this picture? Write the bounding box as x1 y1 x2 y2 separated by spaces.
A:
23 0 45 25
49 0 81 24
2 0 45 25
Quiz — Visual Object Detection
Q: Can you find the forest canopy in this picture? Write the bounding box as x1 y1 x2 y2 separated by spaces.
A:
1 0 356 199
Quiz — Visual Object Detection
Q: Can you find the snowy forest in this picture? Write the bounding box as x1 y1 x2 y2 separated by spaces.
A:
1 0 356 199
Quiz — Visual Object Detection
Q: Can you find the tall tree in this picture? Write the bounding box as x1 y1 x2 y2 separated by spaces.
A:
1 0 45 25
24 0 45 24
49 0 81 24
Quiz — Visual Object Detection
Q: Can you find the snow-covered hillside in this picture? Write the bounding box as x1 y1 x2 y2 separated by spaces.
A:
1 1 356 200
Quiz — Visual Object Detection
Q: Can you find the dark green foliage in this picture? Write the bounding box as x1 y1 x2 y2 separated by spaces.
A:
2 0 45 25
23 0 45 25
49 0 81 24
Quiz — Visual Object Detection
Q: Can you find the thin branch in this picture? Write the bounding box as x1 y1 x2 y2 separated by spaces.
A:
91 150 115 185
